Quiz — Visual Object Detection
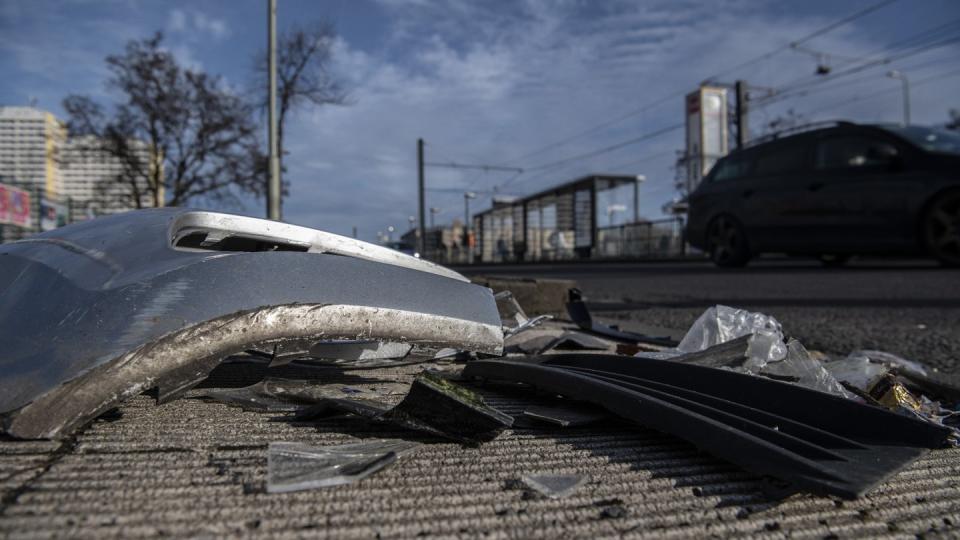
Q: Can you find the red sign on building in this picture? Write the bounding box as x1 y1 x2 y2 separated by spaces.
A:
0 183 32 228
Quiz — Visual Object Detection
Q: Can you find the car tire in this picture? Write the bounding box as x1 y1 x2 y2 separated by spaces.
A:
923 190 960 267
819 254 851 267
706 215 751 267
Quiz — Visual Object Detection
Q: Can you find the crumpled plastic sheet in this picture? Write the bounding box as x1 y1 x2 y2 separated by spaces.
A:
635 305 788 372
823 356 891 392
520 474 589 498
267 439 422 493
846 350 929 378
760 339 853 398
677 305 788 372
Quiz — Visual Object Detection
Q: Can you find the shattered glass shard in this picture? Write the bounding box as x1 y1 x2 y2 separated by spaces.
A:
522 405 606 427
267 439 422 493
521 474 589 498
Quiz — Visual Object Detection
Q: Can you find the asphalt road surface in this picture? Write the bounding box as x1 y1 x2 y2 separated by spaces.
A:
462 258 960 371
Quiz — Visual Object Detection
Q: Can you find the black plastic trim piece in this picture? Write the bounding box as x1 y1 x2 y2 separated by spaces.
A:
463 355 951 498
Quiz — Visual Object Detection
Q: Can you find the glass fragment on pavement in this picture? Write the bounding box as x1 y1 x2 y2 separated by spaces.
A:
495 290 552 337
195 378 381 412
520 474 589 498
523 405 606 427
267 439 421 493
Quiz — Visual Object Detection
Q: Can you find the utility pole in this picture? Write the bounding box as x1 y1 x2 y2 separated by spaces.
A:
417 138 425 255
266 0 281 221
416 142 521 257
735 80 749 149
887 70 910 125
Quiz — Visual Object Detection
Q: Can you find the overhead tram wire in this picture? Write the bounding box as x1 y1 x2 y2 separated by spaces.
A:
754 33 960 110
748 50 960 107
752 18 960 109
494 0 900 168
701 0 901 82
813 66 960 114
498 123 684 191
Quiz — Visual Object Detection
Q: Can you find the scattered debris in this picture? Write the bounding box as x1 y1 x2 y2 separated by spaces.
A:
194 378 386 413
299 372 513 444
268 340 414 368
0 208 503 439
463 354 951 499
509 331 613 355
495 290 552 337
523 405 607 427
759 339 852 398
520 474 589 498
267 439 421 493
671 305 788 372
566 288 677 346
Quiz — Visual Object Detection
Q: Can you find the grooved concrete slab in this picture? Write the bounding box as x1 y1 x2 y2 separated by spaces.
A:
2 359 959 539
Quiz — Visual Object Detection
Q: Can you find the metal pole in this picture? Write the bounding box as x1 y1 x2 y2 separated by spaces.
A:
266 0 281 221
901 76 911 126
735 80 749 149
887 71 911 126
417 138 425 255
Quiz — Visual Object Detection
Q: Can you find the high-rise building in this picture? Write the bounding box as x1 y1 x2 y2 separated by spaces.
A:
0 106 66 241
0 106 162 242
61 135 159 216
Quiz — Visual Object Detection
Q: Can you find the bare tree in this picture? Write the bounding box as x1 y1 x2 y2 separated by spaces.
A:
255 22 348 186
64 33 266 209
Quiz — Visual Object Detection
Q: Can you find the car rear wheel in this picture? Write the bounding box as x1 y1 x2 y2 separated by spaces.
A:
707 215 750 267
923 191 960 267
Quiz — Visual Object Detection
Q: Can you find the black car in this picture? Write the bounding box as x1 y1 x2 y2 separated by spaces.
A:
686 121 960 267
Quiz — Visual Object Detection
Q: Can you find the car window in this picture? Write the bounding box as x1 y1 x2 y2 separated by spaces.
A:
883 125 960 155
815 137 898 169
710 154 752 182
754 143 808 176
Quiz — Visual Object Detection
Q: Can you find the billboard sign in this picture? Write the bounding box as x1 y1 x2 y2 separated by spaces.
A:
40 197 69 231
684 86 729 194
0 183 32 228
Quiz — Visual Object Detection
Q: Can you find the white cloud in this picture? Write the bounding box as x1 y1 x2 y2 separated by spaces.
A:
277 0 960 239
166 8 229 40
168 8 187 32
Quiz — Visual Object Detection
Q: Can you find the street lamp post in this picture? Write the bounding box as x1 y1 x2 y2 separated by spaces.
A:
463 192 476 263
887 70 911 126
633 175 645 223
429 207 441 229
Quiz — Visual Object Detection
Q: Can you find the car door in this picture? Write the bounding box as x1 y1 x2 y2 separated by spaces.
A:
736 139 814 251
807 133 914 250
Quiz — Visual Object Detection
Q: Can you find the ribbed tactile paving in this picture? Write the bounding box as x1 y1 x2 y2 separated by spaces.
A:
2 361 959 539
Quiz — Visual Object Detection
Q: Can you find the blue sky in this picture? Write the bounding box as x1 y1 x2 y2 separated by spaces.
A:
2 0 959 240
